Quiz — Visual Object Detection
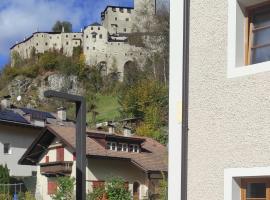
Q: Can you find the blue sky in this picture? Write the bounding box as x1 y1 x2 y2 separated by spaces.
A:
0 0 133 69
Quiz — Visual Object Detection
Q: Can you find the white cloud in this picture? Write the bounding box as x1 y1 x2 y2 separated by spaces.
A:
0 0 85 56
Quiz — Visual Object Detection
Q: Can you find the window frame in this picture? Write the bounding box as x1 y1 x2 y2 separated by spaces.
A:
241 178 270 200
245 2 270 65
3 143 11 155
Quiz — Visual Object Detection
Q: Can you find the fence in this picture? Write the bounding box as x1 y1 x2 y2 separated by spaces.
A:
0 183 24 195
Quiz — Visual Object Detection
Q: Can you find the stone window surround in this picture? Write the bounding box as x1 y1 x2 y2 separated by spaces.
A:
224 166 270 200
227 0 270 78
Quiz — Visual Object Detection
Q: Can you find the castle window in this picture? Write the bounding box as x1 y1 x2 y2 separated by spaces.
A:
124 28 127 32
99 34 102 39
87 47 89 50
86 35 88 38
74 35 76 38
45 42 48 46
36 43 38 46
112 7 116 12
66 35 68 38
127 9 131 13
66 42 69 45
75 42 77 45
120 8 124 13
50 36 52 39
93 47 96 50
91 27 94 30
98 27 100 30
126 18 129 21
92 34 96 39
115 17 117 21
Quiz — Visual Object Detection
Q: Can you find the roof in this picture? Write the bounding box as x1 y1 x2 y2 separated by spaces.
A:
19 125 168 173
20 108 56 121
102 5 134 14
90 22 101 26
0 109 30 125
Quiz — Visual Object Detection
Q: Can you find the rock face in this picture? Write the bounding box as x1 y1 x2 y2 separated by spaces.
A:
38 73 81 100
4 73 81 108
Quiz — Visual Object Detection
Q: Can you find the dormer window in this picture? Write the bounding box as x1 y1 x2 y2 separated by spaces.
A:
127 9 131 14
107 142 117 151
118 143 128 152
129 144 140 153
120 8 124 13
112 7 116 12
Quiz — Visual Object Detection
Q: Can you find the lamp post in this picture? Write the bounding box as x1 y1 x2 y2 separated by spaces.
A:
44 90 86 200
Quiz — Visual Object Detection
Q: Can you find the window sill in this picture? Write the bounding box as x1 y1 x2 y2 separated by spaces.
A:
227 61 270 78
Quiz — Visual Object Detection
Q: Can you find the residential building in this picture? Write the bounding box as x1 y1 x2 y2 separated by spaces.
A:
169 0 270 200
19 125 167 200
10 0 156 78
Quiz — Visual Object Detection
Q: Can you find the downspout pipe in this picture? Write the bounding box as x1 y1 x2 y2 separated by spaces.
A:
181 0 190 199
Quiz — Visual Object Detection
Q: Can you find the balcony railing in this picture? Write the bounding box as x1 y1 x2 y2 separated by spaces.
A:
40 161 73 176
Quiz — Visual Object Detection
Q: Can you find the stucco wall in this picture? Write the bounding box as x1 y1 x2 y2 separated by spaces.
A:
188 0 270 200
0 124 39 176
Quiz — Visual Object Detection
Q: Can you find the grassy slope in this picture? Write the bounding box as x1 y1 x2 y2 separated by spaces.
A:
87 94 121 124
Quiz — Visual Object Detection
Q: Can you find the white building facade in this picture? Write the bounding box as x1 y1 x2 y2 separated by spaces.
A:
169 0 270 200
10 0 156 78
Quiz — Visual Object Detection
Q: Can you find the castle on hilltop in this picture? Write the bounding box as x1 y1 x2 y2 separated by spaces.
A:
10 0 156 79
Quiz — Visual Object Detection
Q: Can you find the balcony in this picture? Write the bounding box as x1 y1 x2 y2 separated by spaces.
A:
40 161 73 176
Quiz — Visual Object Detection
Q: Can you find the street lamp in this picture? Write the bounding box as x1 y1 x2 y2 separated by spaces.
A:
44 90 86 200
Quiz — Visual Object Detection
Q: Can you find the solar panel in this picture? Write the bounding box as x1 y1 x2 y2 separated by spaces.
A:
0 110 30 124
20 108 56 120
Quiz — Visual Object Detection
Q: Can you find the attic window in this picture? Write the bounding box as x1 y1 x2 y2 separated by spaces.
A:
129 144 140 153
112 7 116 12
120 8 124 13
118 143 128 152
107 142 117 151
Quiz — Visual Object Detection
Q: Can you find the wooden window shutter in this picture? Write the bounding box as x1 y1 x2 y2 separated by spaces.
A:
92 181 105 189
56 147 64 161
45 156 49 163
48 181 57 195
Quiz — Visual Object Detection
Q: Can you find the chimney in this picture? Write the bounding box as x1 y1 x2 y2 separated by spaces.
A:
1 95 11 110
108 123 115 134
57 107 66 121
123 126 132 137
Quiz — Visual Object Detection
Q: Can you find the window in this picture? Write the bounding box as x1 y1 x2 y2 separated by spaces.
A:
48 180 57 195
118 143 128 152
66 42 69 45
126 18 129 21
98 27 100 30
129 144 140 153
56 147 64 161
45 42 48 46
120 8 124 13
66 35 68 38
115 17 118 21
93 47 96 50
50 36 52 39
99 34 102 39
124 28 127 32
246 4 270 65
36 43 38 46
92 181 105 189
127 9 131 13
86 35 88 38
4 143 11 154
112 7 116 12
87 47 89 50
107 142 117 151
241 178 270 200
74 35 76 38
92 34 96 39
91 27 94 30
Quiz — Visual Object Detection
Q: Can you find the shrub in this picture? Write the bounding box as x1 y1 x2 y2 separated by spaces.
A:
87 187 106 200
18 191 35 200
106 178 131 200
52 177 75 200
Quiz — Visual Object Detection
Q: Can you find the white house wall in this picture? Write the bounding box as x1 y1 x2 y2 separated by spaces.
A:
186 0 270 199
0 124 38 176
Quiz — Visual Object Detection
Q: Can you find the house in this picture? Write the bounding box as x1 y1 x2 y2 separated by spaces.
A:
169 0 270 200
19 125 167 200
0 96 71 177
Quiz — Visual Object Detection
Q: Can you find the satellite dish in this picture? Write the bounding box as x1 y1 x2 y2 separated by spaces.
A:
17 96 22 101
